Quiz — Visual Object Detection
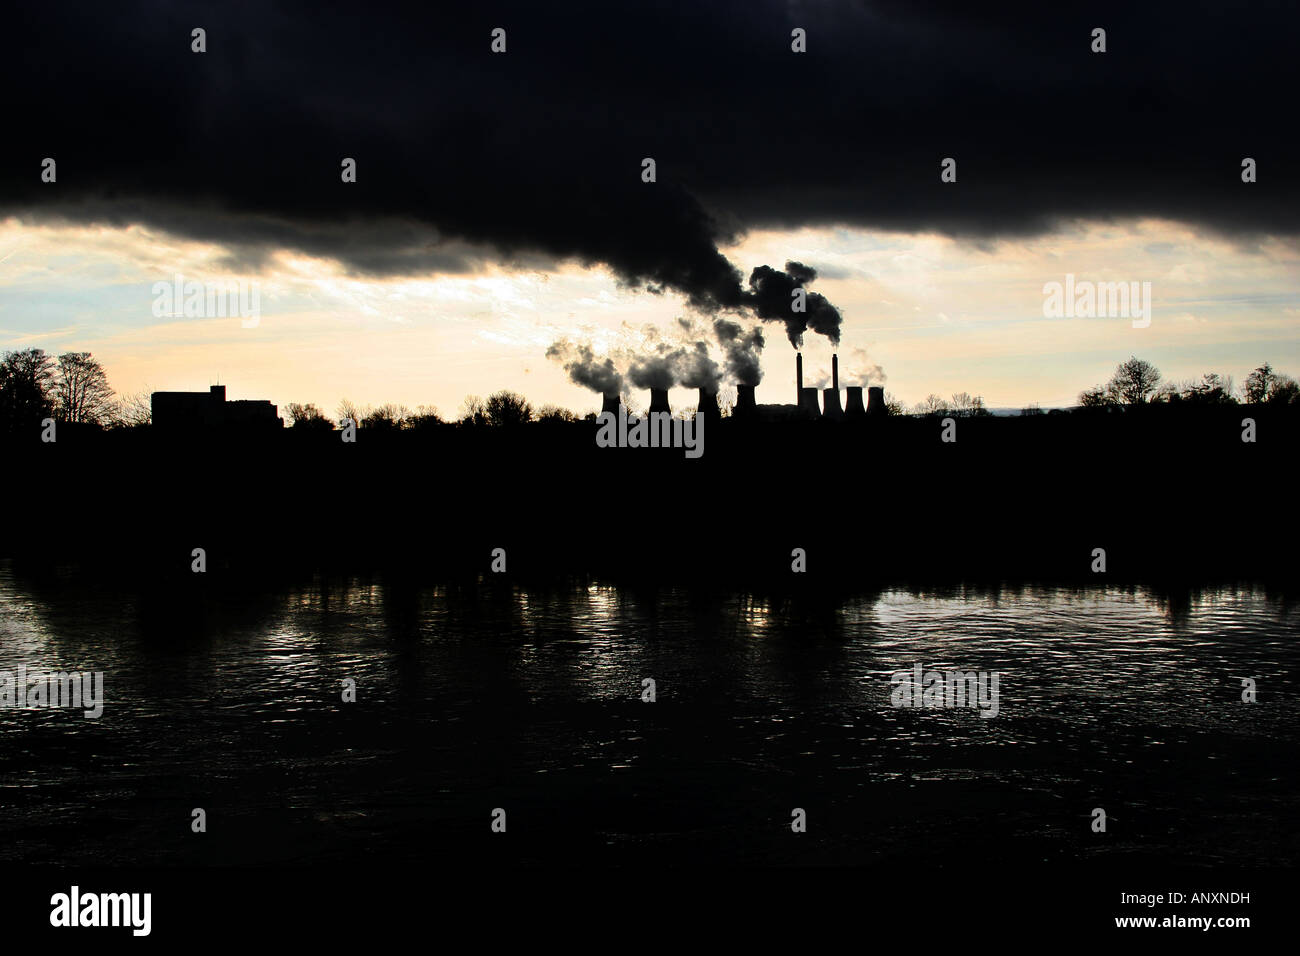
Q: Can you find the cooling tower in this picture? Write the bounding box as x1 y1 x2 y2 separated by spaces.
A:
822 387 844 420
648 387 671 415
600 393 621 416
867 386 885 416
845 386 866 418
697 387 721 422
735 384 757 417
798 387 822 418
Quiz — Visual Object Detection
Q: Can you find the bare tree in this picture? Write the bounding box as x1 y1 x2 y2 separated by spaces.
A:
1152 382 1180 403
54 352 115 424
537 404 578 422
285 402 333 431
1105 356 1161 405
949 392 990 417
1163 373 1236 405
485 390 533 426
0 348 57 430
116 388 154 426
1268 374 1300 405
408 404 443 429
1077 385 1111 407
457 395 489 426
336 398 367 429
915 393 949 416
363 403 410 430
287 402 320 424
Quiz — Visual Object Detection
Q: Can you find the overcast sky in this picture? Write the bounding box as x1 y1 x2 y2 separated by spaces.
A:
1 1 1296 413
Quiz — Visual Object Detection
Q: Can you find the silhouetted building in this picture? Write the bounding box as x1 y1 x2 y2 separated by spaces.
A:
734 384 757 418
823 353 845 418
798 387 822 418
867 386 885 417
152 385 282 430
697 387 721 422
845 386 866 418
754 403 805 421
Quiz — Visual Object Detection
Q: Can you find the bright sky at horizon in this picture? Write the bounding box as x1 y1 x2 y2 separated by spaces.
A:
1 216 1296 417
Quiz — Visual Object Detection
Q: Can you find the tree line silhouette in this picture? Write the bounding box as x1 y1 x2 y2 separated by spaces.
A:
2 346 1297 436
1077 356 1300 408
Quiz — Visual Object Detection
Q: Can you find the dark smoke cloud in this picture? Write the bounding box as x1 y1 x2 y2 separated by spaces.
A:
673 341 721 390
626 353 677 391
624 337 722 391
2 0 1294 316
713 319 765 386
744 262 842 348
545 341 623 395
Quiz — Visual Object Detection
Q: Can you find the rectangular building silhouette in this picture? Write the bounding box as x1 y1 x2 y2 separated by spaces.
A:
151 385 282 430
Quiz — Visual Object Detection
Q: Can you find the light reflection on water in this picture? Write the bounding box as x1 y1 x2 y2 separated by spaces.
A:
0 565 1295 865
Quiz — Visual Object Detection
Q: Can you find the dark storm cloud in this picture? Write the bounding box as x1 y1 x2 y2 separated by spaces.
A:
2 0 1296 311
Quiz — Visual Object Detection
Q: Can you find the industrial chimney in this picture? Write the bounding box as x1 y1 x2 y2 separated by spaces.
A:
601 393 621 416
734 384 757 417
697 386 720 422
796 352 803 404
867 386 885 416
798 387 822 418
845 386 866 418
822 353 842 418
649 387 671 415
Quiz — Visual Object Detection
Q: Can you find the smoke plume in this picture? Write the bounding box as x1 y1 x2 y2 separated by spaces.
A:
744 261 842 348
673 341 722 390
713 319 765 385
545 341 624 395
848 346 887 385
626 352 677 391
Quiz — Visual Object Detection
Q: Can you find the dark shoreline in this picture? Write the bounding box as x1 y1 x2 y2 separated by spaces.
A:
6 404 1297 592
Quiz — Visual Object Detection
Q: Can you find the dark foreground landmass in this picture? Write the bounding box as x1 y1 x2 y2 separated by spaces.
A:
4 406 1296 591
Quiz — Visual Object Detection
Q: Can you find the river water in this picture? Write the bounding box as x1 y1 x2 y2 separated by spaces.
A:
1 564 1296 867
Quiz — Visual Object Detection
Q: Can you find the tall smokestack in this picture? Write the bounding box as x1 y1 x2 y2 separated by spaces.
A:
832 353 838 390
601 393 621 416
798 387 822 419
822 387 843 420
649 387 670 415
735 384 756 418
697 387 720 422
845 386 866 418
796 352 803 404
867 386 885 416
